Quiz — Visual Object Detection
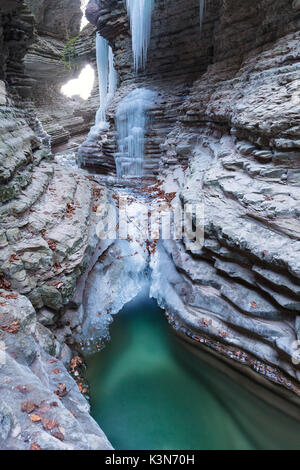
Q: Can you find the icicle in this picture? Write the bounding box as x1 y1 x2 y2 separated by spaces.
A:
95 33 109 124
115 88 156 178
200 0 205 31
78 33 117 165
95 33 117 124
108 46 117 101
125 0 154 72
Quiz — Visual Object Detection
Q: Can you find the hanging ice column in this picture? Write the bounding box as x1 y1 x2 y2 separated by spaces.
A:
95 33 117 124
115 88 156 177
125 0 154 71
108 46 117 102
77 34 117 165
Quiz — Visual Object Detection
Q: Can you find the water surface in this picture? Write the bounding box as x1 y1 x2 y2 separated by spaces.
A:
87 298 300 450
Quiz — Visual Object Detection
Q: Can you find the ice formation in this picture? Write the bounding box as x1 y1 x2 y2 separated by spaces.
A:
77 34 117 164
125 0 154 71
108 46 118 102
61 64 94 100
95 34 109 124
81 199 150 352
114 88 156 177
95 33 117 124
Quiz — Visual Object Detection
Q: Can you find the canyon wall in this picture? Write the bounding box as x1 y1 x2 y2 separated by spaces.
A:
23 0 98 148
0 0 299 449
85 0 300 400
154 0 300 398
0 0 112 449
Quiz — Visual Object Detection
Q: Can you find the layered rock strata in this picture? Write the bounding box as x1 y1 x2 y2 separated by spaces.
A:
0 0 112 449
153 1 300 398
0 290 112 450
80 0 218 173
23 0 99 149
80 0 300 399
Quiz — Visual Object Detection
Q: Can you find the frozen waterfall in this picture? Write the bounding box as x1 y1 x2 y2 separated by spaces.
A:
95 34 108 124
125 0 154 72
108 46 117 102
115 88 156 178
77 33 117 164
95 33 117 124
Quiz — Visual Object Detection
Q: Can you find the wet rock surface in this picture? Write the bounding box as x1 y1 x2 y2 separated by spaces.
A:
0 290 112 450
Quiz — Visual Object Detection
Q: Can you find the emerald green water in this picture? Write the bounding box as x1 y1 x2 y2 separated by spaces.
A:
87 298 300 450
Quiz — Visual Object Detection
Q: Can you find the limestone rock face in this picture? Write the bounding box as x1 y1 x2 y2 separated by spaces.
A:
25 0 82 41
22 1 97 149
0 0 90 148
0 0 112 449
0 81 6 105
149 2 300 395
0 290 112 450
0 0 35 98
80 0 219 172
81 0 300 396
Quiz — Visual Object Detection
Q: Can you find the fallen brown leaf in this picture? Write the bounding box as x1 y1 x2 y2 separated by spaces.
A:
21 401 37 414
1 321 20 334
29 413 42 423
42 418 57 431
30 442 41 450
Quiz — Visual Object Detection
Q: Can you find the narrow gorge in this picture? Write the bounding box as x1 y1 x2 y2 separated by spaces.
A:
0 0 300 451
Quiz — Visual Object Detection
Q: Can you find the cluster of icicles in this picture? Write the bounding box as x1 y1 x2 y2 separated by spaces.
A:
125 0 154 72
90 0 206 178
125 0 206 71
111 0 156 177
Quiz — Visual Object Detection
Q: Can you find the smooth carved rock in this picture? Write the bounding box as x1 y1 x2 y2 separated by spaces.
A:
0 291 112 450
